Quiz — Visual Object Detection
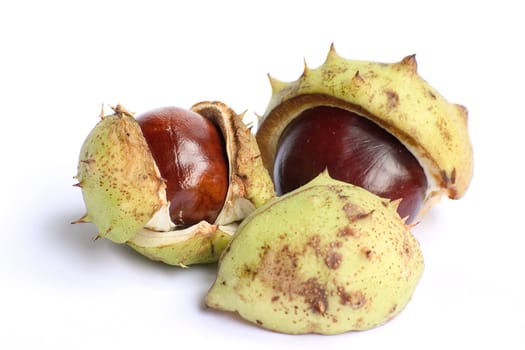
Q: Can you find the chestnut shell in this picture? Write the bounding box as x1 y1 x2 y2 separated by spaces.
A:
75 101 275 266
256 45 473 220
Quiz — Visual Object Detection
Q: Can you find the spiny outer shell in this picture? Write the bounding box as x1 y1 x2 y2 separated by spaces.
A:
75 105 166 243
256 45 473 217
206 171 424 334
75 102 274 265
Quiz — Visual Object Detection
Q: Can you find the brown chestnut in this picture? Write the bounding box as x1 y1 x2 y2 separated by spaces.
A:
136 107 229 228
273 106 427 222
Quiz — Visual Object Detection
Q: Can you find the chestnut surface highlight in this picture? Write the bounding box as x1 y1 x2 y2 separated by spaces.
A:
137 107 229 227
273 106 427 222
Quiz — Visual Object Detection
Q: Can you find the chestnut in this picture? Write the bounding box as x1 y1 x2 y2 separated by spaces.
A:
256 45 473 223
136 107 229 228
74 101 274 266
273 106 427 222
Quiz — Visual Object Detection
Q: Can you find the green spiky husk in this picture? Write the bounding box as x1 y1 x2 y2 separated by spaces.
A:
206 172 424 334
256 45 473 216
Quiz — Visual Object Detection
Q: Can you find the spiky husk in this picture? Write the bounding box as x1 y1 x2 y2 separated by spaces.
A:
206 171 424 334
74 102 275 265
256 45 473 217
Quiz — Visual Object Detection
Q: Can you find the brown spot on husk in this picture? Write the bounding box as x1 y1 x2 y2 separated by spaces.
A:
440 170 458 198
303 278 328 314
308 236 343 269
384 89 399 109
325 251 343 270
361 247 375 261
258 243 329 315
436 117 452 143
337 287 367 309
343 203 374 222
337 225 359 238
258 244 299 293
450 168 457 184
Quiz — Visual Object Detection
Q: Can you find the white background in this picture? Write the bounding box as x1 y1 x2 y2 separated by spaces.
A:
1 0 523 349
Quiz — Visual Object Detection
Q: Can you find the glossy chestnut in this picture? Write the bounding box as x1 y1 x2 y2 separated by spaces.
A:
274 106 427 222
136 106 228 227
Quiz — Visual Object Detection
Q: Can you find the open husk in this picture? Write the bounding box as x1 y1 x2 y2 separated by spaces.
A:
74 101 274 266
256 45 473 219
